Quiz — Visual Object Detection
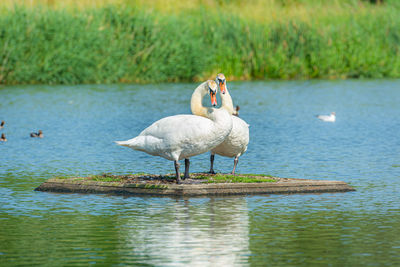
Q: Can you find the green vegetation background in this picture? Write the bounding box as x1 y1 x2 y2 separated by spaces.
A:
0 0 399 84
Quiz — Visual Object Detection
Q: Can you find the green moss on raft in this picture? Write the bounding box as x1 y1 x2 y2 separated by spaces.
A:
240 174 274 178
88 174 125 182
202 174 276 184
53 175 76 180
52 173 277 184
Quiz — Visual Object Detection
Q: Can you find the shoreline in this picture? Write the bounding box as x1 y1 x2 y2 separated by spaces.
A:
1 5 399 85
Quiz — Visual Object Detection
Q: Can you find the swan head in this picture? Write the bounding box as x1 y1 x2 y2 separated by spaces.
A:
331 112 336 116
207 80 218 107
216 73 226 94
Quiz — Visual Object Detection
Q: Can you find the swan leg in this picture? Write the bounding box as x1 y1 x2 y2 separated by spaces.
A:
208 154 216 174
231 156 239 175
184 158 190 179
174 160 181 184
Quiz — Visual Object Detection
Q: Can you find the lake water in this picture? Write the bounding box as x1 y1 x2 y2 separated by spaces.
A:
1 80 400 266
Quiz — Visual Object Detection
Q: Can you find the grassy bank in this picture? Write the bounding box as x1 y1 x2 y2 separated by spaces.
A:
1 0 400 84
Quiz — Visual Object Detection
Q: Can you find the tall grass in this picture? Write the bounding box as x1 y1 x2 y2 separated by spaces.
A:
0 1 399 84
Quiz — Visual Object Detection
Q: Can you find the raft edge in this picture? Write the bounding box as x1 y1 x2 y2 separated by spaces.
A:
35 177 356 197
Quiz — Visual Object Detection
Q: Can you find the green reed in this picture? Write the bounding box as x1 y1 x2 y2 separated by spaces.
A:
0 3 399 84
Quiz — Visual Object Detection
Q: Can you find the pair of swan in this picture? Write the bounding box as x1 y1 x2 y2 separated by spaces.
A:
192 73 249 175
116 75 249 183
116 80 232 184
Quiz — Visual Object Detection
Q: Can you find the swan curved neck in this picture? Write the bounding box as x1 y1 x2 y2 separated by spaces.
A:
220 84 235 115
191 81 209 117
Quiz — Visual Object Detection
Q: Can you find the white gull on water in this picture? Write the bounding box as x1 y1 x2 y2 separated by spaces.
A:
317 112 336 122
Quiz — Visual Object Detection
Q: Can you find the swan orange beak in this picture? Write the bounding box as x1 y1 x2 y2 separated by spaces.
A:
210 91 217 107
219 82 226 94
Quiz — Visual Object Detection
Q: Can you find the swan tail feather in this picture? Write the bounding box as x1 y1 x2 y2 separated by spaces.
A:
115 140 131 147
115 137 141 148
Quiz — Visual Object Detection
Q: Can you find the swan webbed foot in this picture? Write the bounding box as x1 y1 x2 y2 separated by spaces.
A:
174 160 181 184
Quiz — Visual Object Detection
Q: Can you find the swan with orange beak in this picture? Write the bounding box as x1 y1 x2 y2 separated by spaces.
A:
192 73 250 175
116 80 233 184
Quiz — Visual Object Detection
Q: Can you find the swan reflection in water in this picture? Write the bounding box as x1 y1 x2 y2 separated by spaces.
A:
119 197 250 266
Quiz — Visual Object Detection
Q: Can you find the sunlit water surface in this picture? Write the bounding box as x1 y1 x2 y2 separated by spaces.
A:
1 80 400 266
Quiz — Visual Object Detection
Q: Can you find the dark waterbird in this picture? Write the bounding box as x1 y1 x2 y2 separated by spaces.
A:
0 133 6 142
233 105 240 117
0 120 4 129
30 130 43 138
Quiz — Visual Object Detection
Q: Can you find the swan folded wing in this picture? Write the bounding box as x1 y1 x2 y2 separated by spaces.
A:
227 117 249 145
137 114 218 159
211 116 249 157
139 115 213 140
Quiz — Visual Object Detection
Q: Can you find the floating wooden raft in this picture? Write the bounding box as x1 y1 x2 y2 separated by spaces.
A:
35 174 355 197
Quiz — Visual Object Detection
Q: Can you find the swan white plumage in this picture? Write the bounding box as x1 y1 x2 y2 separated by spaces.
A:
317 112 336 122
115 80 233 184
191 74 249 175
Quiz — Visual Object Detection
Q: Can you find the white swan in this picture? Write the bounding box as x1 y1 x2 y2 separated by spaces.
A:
191 74 249 175
116 80 233 184
317 112 336 122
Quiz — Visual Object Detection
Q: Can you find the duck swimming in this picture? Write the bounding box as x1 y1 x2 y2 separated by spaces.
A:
0 133 6 142
30 130 44 138
0 121 4 130
116 80 233 184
